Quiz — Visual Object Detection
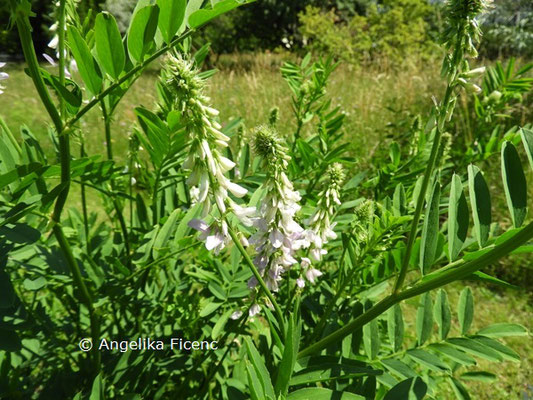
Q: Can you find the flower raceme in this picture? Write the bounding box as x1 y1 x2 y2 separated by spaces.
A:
248 126 315 292
162 54 254 252
305 163 345 262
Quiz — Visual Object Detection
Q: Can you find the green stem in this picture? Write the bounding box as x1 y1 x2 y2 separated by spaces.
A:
393 31 463 294
13 2 100 373
298 221 533 359
226 224 286 334
80 142 90 253
101 103 131 267
101 101 114 160
64 30 194 131
0 115 22 155
58 0 66 117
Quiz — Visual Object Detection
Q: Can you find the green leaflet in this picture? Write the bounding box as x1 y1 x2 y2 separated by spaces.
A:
89 373 104 400
429 343 476 366
468 165 491 248
447 338 502 362
380 359 416 380
457 287 474 335
66 26 102 95
434 289 451 340
448 377 471 400
420 180 440 274
211 309 232 339
153 208 180 258
288 388 364 400
476 323 528 338
387 304 404 353
475 336 520 362
157 0 187 44
189 0 255 28
290 364 381 386
363 301 380 359
244 337 275 400
521 128 533 170
275 315 300 397
127 5 160 64
501 141 528 228
415 293 433 345
407 349 449 372
448 173 469 261
95 12 125 80
460 371 496 383
246 361 266 400
393 183 406 216
383 377 427 400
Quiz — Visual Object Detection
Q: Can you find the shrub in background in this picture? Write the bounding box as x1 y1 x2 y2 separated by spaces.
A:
299 0 438 65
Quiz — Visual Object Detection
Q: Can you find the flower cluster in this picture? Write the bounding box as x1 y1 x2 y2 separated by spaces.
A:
0 63 7 95
443 0 493 57
161 54 254 253
248 126 310 292
305 163 344 262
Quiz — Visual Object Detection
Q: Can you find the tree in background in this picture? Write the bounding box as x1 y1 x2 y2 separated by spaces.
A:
480 0 533 58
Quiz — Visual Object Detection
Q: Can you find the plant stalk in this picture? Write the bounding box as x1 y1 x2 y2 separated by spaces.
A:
226 224 286 334
298 221 533 358
13 2 100 373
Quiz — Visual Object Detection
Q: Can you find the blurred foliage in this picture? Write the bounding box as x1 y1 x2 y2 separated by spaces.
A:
480 0 533 59
299 0 438 65
2 0 533 59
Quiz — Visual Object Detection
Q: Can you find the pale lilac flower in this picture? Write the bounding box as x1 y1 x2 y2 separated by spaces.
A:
230 310 243 320
43 53 72 78
249 304 261 317
305 268 323 284
188 219 229 255
247 126 311 292
296 277 305 288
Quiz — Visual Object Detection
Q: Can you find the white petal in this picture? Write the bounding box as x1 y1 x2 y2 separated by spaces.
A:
231 311 243 320
269 230 284 248
249 304 261 317
188 219 209 233
0 72 9 80
205 234 223 251
198 172 210 202
203 105 219 116
306 268 323 284
218 156 236 172
48 35 59 49
0 62 6 68
209 127 230 141
43 53 56 66
301 257 311 268
226 181 247 198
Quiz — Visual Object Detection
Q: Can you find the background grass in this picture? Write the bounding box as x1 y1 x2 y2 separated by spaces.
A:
0 54 531 399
